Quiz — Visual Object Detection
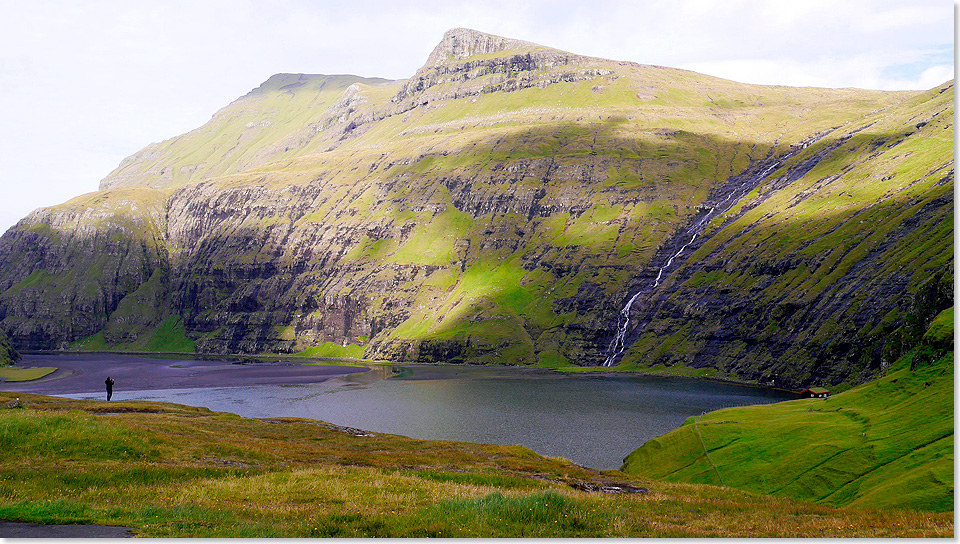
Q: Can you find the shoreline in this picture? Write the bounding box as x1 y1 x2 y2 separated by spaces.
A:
377 360 801 395
3 353 371 395
551 367 801 395
5 353 800 472
15 350 801 396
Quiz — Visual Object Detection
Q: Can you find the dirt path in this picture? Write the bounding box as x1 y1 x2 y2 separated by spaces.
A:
0 520 134 538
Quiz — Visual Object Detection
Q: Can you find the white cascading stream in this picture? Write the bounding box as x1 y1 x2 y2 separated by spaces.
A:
601 159 790 367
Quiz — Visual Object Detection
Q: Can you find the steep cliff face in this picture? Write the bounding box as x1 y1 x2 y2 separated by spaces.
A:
613 83 954 387
0 188 168 349
0 29 950 387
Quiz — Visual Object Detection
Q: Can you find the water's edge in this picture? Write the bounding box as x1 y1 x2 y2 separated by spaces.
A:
11 354 798 470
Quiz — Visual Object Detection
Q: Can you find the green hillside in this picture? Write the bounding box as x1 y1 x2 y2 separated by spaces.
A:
614 81 953 387
622 307 954 512
0 391 950 537
0 28 951 389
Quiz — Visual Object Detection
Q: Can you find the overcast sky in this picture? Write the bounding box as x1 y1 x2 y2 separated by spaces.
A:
0 0 954 233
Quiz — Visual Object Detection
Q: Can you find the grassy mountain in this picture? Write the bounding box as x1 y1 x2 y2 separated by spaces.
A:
0 391 950 537
622 307 954 512
0 28 951 387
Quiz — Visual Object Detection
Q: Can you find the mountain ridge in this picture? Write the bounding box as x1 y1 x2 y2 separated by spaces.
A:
0 29 952 388
424 28 550 66
99 73 399 190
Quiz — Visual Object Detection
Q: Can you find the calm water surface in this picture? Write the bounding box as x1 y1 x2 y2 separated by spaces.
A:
63 363 796 469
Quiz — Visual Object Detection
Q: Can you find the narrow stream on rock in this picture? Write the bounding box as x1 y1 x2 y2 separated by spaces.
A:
602 152 803 366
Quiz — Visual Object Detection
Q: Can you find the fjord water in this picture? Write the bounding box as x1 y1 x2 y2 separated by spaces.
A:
62 362 795 469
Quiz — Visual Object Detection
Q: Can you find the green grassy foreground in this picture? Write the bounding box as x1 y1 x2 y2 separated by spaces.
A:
0 393 953 537
0 393 951 537
623 309 955 513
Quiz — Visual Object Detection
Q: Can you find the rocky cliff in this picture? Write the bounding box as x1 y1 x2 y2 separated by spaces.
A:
0 187 168 348
0 329 18 366
0 29 952 387
613 82 954 387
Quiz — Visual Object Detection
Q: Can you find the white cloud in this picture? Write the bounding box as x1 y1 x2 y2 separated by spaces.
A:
681 53 954 91
851 4 951 33
881 64 955 91
0 0 953 233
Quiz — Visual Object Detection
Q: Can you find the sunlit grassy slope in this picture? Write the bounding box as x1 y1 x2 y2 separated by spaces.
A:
70 315 196 353
0 391 950 537
100 74 397 190
623 307 954 513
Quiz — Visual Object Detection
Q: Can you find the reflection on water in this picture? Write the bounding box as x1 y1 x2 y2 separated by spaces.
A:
65 365 796 470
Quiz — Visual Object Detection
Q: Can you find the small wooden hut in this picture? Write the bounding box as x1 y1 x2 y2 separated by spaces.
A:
800 387 830 398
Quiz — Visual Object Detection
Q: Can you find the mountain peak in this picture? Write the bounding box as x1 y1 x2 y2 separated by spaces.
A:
424 28 542 66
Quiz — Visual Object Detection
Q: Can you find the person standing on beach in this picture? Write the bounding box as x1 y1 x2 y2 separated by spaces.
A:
105 377 114 401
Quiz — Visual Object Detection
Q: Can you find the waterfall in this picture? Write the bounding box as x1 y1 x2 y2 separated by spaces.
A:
601 156 795 367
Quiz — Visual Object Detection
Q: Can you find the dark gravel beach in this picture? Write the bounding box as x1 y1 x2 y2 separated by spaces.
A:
1 354 368 395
